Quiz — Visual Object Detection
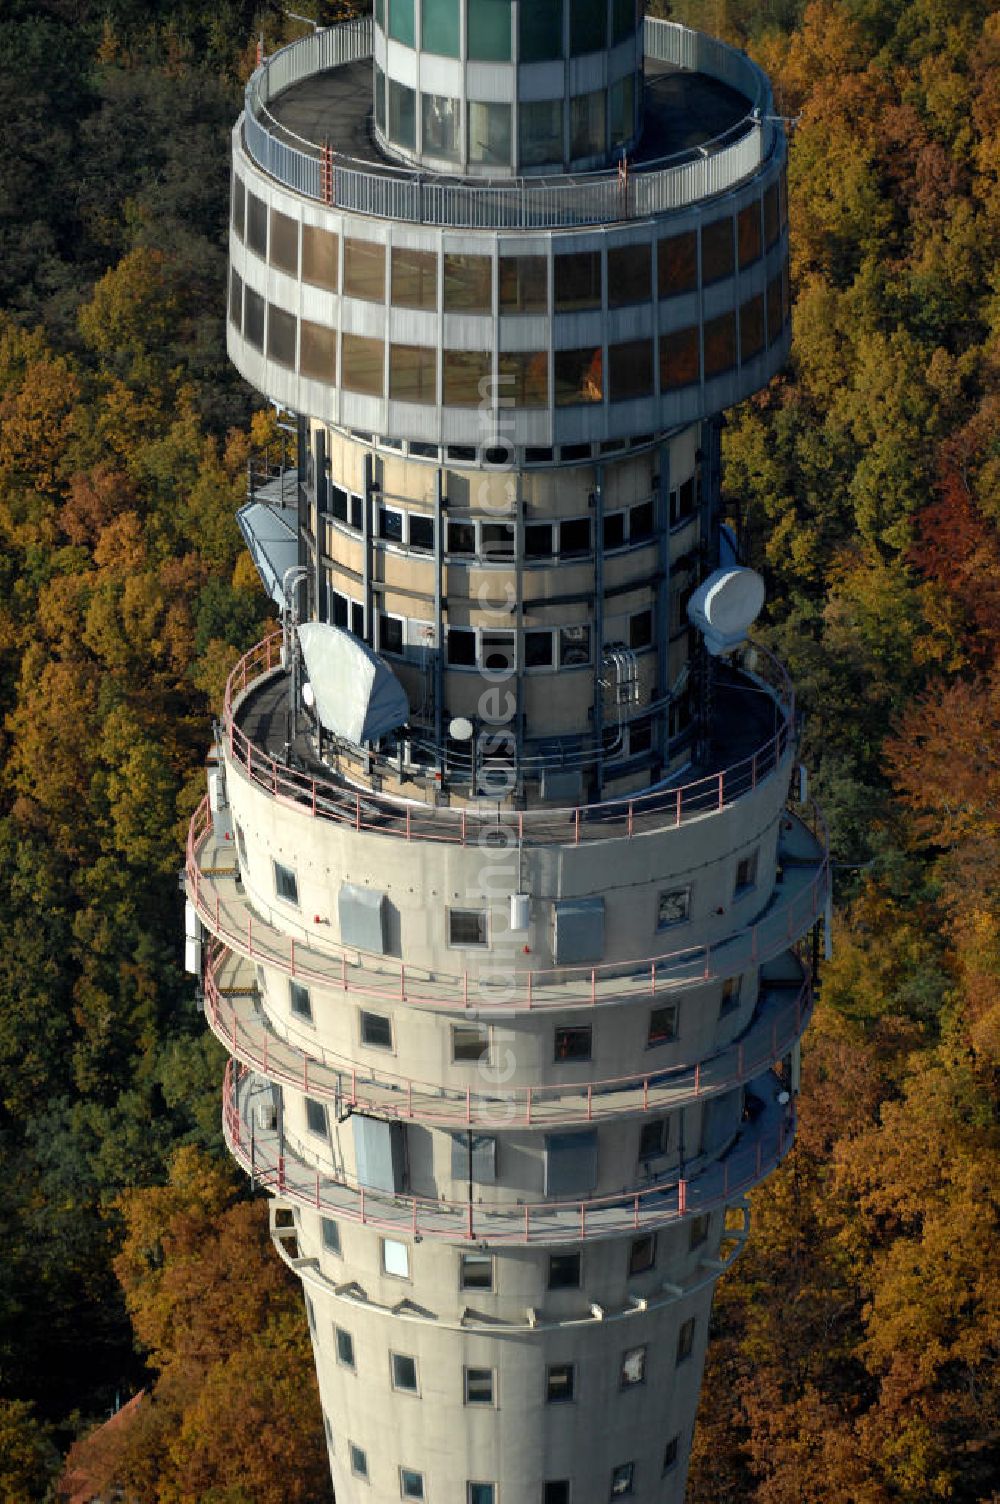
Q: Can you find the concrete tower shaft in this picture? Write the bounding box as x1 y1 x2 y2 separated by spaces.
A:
185 9 827 1503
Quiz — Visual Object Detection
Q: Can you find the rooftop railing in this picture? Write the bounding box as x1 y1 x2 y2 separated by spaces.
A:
223 632 795 847
240 18 777 228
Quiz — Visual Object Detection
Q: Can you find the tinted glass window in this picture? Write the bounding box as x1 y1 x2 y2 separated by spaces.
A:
520 98 564 166
422 92 460 159
701 217 734 284
300 321 336 384
341 334 384 396
467 0 511 60
246 192 267 257
267 305 296 369
658 231 697 296
468 99 511 164
608 244 651 308
421 0 459 54
301 225 339 291
554 346 603 405
444 253 492 313
444 349 491 406
269 208 298 275
498 351 548 407
244 287 265 351
389 79 416 148
570 0 605 53
738 201 762 268
520 3 562 60
659 326 700 390
740 294 765 361
499 255 547 314
609 338 653 401
344 238 385 302
554 251 601 311
392 246 437 309
390 344 437 404
704 311 737 377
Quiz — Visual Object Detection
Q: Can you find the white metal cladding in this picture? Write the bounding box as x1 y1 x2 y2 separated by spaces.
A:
240 16 776 229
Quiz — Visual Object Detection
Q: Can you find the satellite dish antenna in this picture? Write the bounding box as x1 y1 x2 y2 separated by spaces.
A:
449 716 474 742
301 681 315 709
687 566 766 655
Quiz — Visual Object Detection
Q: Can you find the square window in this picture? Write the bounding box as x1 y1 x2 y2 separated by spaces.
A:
449 909 488 947
453 1023 490 1063
290 981 312 1022
482 521 515 558
559 625 591 668
379 507 404 543
604 511 626 550
481 631 515 672
361 1011 393 1050
401 1469 425 1500
546 1363 575 1402
321 1217 341 1254
548 1252 581 1290
647 1005 677 1046
629 610 653 650
525 631 554 669
448 522 477 556
628 1234 656 1276
447 628 477 666
620 1346 646 1388
350 1442 368 1479
657 888 690 928
638 1119 668 1161
468 1487 495 1504
735 850 759 893
410 514 435 551
662 1436 679 1473
382 1238 410 1279
465 1367 494 1404
274 861 299 906
380 615 404 657
689 1213 711 1250
391 1353 419 1392
305 1098 328 1138
610 1462 634 1497
719 977 741 1018
629 500 655 541
544 1485 570 1504
559 517 591 557
554 1026 591 1063
460 1253 494 1290
336 1327 355 1368
525 522 553 558
676 1316 696 1363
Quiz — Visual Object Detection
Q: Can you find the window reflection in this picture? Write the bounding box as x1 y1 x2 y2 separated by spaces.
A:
443 349 491 405
554 347 603 406
738 201 762 268
740 295 765 361
269 209 298 275
701 217 734 284
344 238 386 302
659 327 700 390
389 79 416 149
520 99 563 167
608 243 651 308
300 321 337 384
469 100 511 165
609 74 635 146
267 305 296 369
499 256 547 314
609 339 653 401
392 246 437 309
342 334 385 396
444 253 492 313
498 351 549 407
554 251 601 311
390 344 437 403
570 88 605 158
422 92 460 159
302 226 339 292
704 312 737 377
657 231 697 297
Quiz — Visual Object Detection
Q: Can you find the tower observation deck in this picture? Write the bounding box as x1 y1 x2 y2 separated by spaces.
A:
186 5 827 1500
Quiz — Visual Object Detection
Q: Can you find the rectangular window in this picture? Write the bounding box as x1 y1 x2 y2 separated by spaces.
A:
344 238 386 302
246 192 267 258
524 523 553 558
662 1436 679 1474
235 821 248 867
449 908 488 946
453 1023 490 1063
467 0 511 59
499 255 547 314
300 321 337 384
460 1253 494 1289
350 1442 368 1479
525 630 554 669
382 1238 410 1279
392 246 438 310
447 522 476 557
547 1363 575 1402
638 1119 668 1161
548 1252 581 1289
379 614 404 656
468 99 512 164
559 517 591 557
658 231 698 297
520 3 562 61
554 1026 591 1063
630 499 655 541
228 268 243 332
269 208 299 275
301 225 339 292
629 609 653 650
422 90 461 159
608 245 651 308
481 521 515 558
612 0 636 43
267 304 296 370
321 1217 341 1253
657 888 690 928
676 1316 696 1363
520 97 564 167
719 977 741 1017
388 0 415 44
647 1004 678 1046
545 1485 571 1504
306 1098 328 1137
375 61 386 129
231 173 245 240
689 1213 711 1250
421 0 460 55
603 511 625 550
465 1367 495 1404
670 476 697 527
468 1487 495 1504
444 349 491 407
740 294 766 362
499 351 549 407
361 1011 393 1049
560 624 591 667
342 334 385 397
704 311 737 378
336 1326 355 1368
701 217 734 284
410 514 434 551
609 338 653 402
379 507 404 544
391 1353 419 1392
738 201 762 268
389 343 437 404
763 181 780 249
629 1234 656 1275
444 253 493 313
305 1292 315 1329
447 625 476 664
274 861 299 905
659 326 700 390
620 1346 646 1388
766 271 785 345
570 88 605 157
244 287 265 352
735 850 759 894
610 1463 635 1497
554 347 603 406
290 981 312 1022
554 251 602 311
571 0 606 54
401 1468 425 1500
609 73 635 146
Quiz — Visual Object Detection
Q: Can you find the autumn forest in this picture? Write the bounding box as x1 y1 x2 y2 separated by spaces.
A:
0 0 998 1499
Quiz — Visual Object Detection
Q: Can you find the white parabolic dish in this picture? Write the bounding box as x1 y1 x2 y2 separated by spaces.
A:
686 566 766 654
297 622 410 744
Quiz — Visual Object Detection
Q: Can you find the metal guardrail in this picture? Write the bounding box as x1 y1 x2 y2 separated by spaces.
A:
223 632 795 847
240 17 777 228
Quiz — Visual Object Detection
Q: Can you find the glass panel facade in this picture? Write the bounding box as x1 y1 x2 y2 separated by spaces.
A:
571 0 606 54
231 173 245 239
570 88 605 158
389 79 417 149
388 0 415 46
738 201 762 268
342 334 385 396
612 0 636 43
763 182 780 248
468 100 511 165
422 92 460 159
740 294 765 361
554 347 603 406
609 338 653 401
766 271 784 344
244 287 265 351
443 349 491 405
657 231 697 296
392 246 438 309
467 0 512 60
444 253 493 313
269 208 298 275
609 73 635 146
701 216 735 284
499 255 547 313
607 243 651 307
704 311 737 377
520 3 563 61
519 98 564 167
498 351 548 407
267 304 296 369
246 192 267 258
302 225 339 291
300 321 337 383
554 250 601 311
344 238 386 302
229 268 242 331
421 0 460 55
659 326 700 389
390 344 437 403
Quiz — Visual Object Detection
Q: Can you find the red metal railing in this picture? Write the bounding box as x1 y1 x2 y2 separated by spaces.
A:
205 943 812 1127
223 1059 796 1244
187 796 829 1012
222 633 795 848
